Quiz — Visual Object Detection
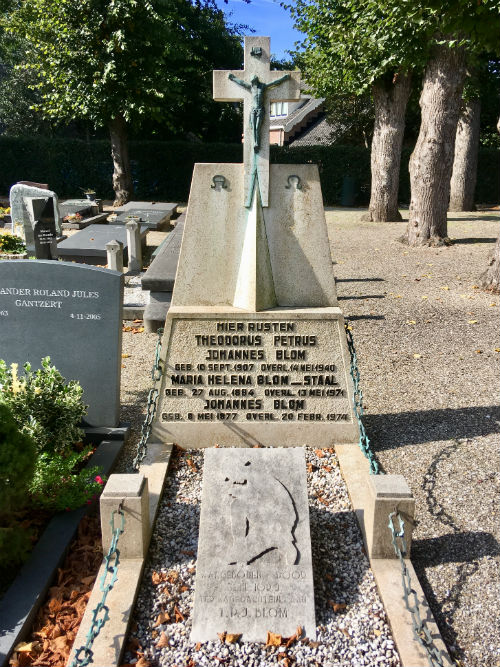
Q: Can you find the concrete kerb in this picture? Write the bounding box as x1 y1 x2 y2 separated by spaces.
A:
335 443 451 667
66 444 173 667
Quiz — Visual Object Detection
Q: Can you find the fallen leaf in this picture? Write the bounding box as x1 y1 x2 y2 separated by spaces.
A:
406 320 416 325
306 462 314 473
284 626 303 647
421 295 428 299
174 605 185 622
314 449 325 458
152 571 168 585
490 302 497 307
13 643 35 653
323 465 332 472
217 632 227 643
225 633 242 644
495 348 500 353
180 585 189 592
153 611 170 627
265 632 282 647
374 629 382 636
329 601 347 613
440 286 450 290
195 642 202 650
132 327 145 333
468 320 478 324
132 318 143 323
476 350 483 354
156 632 169 648
186 458 197 472
340 628 350 638
121 353 131 358
413 353 421 359
136 658 151 667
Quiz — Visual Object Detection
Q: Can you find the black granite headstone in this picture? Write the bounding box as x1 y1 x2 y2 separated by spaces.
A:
0 260 123 426
32 198 58 259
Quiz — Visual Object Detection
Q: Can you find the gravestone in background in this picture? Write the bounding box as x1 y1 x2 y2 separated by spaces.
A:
28 198 58 260
57 224 147 265
151 36 359 447
0 260 123 426
191 447 316 641
9 184 62 255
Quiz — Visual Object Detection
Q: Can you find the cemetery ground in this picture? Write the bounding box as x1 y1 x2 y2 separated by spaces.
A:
116 208 498 667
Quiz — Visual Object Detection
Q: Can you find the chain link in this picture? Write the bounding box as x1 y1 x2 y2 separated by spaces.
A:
388 512 453 667
344 322 380 474
69 505 125 667
132 327 164 470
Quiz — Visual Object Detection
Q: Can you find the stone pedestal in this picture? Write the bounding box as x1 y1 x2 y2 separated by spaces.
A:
107 240 124 272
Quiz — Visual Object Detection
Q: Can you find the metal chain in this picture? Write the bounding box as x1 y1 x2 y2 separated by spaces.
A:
344 322 380 474
132 327 164 470
69 505 125 667
388 512 453 667
344 323 451 665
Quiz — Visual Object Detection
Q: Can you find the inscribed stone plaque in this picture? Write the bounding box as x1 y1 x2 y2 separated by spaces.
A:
152 308 359 446
191 447 316 642
0 260 123 426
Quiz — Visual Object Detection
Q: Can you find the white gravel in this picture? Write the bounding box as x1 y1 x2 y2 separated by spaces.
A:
126 447 401 667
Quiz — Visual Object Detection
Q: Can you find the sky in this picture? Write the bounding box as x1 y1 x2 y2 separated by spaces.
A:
216 0 304 61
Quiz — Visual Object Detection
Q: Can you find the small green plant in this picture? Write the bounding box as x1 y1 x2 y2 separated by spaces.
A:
0 232 25 255
0 404 37 567
0 357 87 456
30 451 105 512
0 357 106 518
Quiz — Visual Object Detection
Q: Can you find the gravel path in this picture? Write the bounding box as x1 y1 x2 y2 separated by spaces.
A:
117 208 499 667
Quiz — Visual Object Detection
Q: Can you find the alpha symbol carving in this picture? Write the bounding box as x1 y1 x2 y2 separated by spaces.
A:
224 460 300 566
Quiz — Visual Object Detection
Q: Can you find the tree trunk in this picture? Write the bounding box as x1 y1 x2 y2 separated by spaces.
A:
109 115 133 206
363 71 412 222
403 43 467 246
449 98 481 211
480 234 500 292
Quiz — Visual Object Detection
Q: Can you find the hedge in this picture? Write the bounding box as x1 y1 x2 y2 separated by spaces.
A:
0 136 498 205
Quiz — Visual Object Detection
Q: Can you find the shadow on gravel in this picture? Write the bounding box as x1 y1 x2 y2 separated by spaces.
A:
364 405 500 449
412 531 500 663
347 314 385 321
448 215 499 222
336 277 385 282
338 294 385 300
449 237 497 244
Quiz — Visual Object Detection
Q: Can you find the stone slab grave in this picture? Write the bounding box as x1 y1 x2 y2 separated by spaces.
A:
57 223 147 265
0 260 123 426
150 36 358 447
191 447 315 642
141 214 185 331
59 198 109 229
112 201 178 230
9 183 62 256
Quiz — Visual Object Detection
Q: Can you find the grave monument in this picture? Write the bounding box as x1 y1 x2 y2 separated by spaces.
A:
9 183 62 256
151 36 358 447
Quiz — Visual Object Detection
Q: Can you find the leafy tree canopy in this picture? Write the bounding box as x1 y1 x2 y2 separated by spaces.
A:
4 0 243 135
286 0 500 97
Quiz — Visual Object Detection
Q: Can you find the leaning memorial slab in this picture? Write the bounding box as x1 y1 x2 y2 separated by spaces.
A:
151 36 359 447
191 447 316 641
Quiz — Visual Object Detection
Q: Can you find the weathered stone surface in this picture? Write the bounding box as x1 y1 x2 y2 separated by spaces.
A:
171 164 337 309
152 307 359 447
9 184 61 254
143 292 172 333
114 201 178 215
191 447 315 642
57 223 147 265
0 260 123 426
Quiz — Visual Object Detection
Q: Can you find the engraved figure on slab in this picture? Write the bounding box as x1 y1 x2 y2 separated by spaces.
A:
228 73 290 152
224 459 299 566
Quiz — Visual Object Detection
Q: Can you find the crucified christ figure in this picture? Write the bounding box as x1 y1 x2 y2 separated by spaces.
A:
228 72 291 152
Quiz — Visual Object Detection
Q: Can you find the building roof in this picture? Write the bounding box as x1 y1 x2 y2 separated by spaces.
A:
288 115 340 146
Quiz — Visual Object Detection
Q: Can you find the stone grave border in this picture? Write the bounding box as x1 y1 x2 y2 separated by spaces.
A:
335 443 451 667
67 444 172 667
65 441 453 667
0 426 130 667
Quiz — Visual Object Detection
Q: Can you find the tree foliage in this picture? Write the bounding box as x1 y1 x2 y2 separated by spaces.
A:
287 0 499 97
4 0 243 137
